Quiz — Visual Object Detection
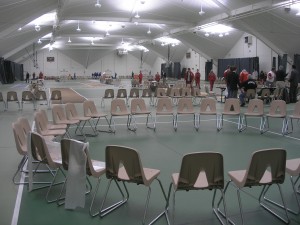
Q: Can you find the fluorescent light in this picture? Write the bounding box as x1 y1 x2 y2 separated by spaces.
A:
134 21 138 25
95 0 101 8
35 25 41 32
37 39 42 44
18 27 22 31
106 31 110 36
219 33 224 37
76 21 81 32
135 11 140 18
205 33 209 37
68 37 71 43
147 26 151 34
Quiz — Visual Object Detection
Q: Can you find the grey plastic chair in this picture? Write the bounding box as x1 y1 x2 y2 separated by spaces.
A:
218 98 242 131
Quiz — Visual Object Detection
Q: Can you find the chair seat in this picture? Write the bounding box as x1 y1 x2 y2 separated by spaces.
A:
229 169 272 188
48 124 67 130
200 112 217 115
91 160 106 176
86 112 107 118
117 167 160 186
286 158 300 176
172 172 209 190
177 110 195 114
111 112 130 116
41 129 66 136
75 116 91 121
156 111 173 115
132 111 151 115
222 112 240 116
289 115 300 120
244 112 263 117
266 114 285 118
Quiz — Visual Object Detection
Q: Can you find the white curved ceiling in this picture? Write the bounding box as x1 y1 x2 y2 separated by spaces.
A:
0 0 300 66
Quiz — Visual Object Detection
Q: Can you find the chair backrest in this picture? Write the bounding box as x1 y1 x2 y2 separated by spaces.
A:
156 88 167 97
34 111 48 135
129 88 140 98
177 98 194 113
245 89 256 99
22 91 34 101
117 89 127 98
35 90 47 100
169 88 181 97
192 88 201 97
131 98 148 114
104 89 114 98
141 88 152 98
105 145 146 184
177 152 224 190
0 92 4 102
7 91 18 101
260 88 270 97
223 99 240 113
52 105 67 124
272 88 283 99
292 101 300 117
12 121 27 156
200 98 217 114
30 132 57 168
204 85 210 94
83 100 98 116
246 99 264 114
181 87 192 97
111 99 129 114
268 100 286 116
17 117 31 136
50 90 62 101
65 103 79 120
243 149 286 187
156 98 173 114
39 109 51 124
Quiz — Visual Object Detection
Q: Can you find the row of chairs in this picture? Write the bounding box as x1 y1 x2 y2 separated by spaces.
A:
0 90 63 111
15 130 300 225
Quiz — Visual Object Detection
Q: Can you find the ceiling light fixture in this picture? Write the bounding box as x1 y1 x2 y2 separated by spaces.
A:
68 37 71 43
147 26 151 34
199 3 205 15
95 0 101 8
205 33 209 37
121 38 124 45
76 21 81 32
18 27 22 31
134 21 139 25
49 44 53 51
37 39 42 44
106 30 110 36
219 33 224 37
91 39 95 45
35 24 41 32
135 11 140 18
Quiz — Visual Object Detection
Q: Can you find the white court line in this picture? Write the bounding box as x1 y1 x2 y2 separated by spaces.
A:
70 88 88 100
11 161 26 225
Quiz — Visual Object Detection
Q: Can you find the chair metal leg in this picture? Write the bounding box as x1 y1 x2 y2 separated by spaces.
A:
261 116 268 134
239 115 247 132
212 189 229 225
89 178 102 217
45 168 66 203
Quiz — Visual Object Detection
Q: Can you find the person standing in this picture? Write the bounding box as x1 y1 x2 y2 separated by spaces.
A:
194 69 201 88
276 65 287 89
184 68 194 87
239 75 257 106
32 72 36 80
25 72 30 83
289 65 299 103
208 70 216 91
227 66 240 98
155 72 160 82
138 71 143 85
239 69 249 84
266 68 276 87
131 71 134 79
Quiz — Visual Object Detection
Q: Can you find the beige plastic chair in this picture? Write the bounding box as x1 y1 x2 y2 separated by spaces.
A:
174 98 198 131
110 98 134 132
240 99 265 133
52 105 80 138
244 89 256 103
30 131 64 202
155 88 168 105
181 87 193 98
0 92 6 110
141 88 154 106
220 148 289 224
130 98 154 130
65 103 91 140
40 109 67 130
21 91 36 110
270 88 283 101
192 88 207 105
100 89 114 108
116 88 128 105
199 98 219 129
257 88 271 103
218 99 242 131
6 91 20 110
154 98 175 131
50 90 62 107
169 88 181 105
286 101 300 134
83 100 110 135
34 111 66 139
204 85 217 99
34 90 48 107
167 152 228 225
262 100 287 135
99 145 169 224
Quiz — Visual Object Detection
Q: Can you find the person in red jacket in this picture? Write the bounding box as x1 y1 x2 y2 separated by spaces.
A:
208 70 217 91
184 68 194 87
239 69 249 84
154 72 160 82
138 71 143 85
194 69 201 88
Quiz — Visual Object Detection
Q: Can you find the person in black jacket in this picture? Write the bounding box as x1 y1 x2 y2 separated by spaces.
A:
227 66 240 98
289 65 299 103
239 75 257 106
276 65 287 88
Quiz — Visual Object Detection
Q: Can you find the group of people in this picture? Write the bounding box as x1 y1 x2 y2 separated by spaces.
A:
223 64 300 106
25 71 44 83
184 68 217 91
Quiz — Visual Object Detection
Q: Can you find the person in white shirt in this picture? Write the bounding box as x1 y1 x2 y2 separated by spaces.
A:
266 68 276 87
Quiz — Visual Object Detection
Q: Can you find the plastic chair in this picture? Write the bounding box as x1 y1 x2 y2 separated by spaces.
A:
154 98 175 131
155 88 168 105
99 145 169 225
218 99 242 131
199 98 219 129
100 89 114 108
166 152 228 225
52 105 80 138
116 88 128 105
6 91 20 110
286 101 300 134
169 88 182 105
40 109 67 130
262 100 287 135
21 91 36 110
174 98 198 131
220 148 289 224
181 87 193 98
141 88 154 106
34 90 48 107
244 89 256 102
83 100 111 135
50 90 62 107
257 88 271 103
130 98 154 130
109 98 135 133
192 88 207 105
240 99 265 133
65 103 91 140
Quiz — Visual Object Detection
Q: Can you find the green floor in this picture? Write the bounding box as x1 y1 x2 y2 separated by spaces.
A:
2 79 300 225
